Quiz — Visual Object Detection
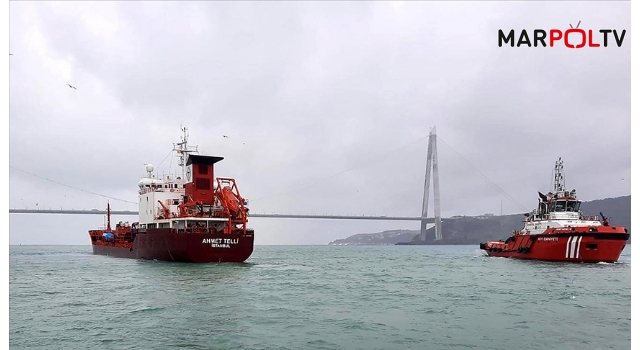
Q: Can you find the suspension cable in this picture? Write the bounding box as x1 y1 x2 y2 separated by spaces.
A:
435 135 528 211
10 165 137 204
250 134 430 203
10 133 530 212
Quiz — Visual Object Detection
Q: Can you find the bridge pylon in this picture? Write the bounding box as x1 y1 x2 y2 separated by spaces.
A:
419 127 442 241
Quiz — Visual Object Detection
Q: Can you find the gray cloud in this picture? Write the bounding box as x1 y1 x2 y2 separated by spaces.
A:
9 1 631 245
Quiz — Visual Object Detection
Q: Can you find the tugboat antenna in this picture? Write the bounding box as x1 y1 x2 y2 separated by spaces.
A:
553 157 565 193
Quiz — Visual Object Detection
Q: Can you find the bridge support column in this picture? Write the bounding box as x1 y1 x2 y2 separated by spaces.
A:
420 127 442 241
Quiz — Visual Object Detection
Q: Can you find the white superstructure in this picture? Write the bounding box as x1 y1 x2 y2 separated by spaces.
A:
518 157 604 235
136 127 229 232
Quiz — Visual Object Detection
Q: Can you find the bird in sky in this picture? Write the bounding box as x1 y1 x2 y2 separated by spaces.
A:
67 84 77 90
222 135 229 138
9 53 13 56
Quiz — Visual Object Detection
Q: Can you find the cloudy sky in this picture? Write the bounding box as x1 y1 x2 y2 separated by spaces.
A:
8 1 632 245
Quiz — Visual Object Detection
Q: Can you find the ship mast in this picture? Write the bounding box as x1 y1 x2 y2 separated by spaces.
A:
172 126 198 179
553 157 565 193
106 201 112 231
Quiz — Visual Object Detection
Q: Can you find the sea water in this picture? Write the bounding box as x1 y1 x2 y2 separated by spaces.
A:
9 245 631 350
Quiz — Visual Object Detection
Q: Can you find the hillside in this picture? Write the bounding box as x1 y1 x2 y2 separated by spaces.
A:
327 195 631 246
328 230 417 246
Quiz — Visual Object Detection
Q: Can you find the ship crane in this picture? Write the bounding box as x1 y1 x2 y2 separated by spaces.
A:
157 200 171 219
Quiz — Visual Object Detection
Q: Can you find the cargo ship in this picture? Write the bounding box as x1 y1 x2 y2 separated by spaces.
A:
88 127 254 263
480 157 629 263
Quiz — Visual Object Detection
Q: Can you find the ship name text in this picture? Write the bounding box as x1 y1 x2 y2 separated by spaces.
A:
202 238 239 248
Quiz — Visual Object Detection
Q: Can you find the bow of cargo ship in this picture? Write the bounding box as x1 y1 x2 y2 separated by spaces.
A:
479 157 629 263
88 127 254 263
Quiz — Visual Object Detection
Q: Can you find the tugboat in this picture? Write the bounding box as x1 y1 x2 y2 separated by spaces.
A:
480 157 629 263
88 127 254 263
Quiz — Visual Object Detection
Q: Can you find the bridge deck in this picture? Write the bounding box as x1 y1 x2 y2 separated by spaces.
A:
8 209 435 222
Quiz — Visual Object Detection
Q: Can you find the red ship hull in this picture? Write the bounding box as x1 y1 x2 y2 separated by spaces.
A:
480 227 629 263
90 228 254 263
480 157 629 263
88 128 256 263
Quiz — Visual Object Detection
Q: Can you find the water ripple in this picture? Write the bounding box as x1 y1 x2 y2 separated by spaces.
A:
10 245 630 350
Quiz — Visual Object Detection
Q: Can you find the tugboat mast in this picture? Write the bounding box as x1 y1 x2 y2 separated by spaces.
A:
553 157 565 193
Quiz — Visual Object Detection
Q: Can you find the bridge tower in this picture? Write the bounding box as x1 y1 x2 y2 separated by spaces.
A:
419 127 442 241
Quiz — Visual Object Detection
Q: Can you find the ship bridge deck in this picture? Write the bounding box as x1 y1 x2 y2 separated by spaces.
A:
143 216 229 229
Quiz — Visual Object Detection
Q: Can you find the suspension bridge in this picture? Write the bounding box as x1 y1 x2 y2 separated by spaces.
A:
7 209 435 222
9 127 510 241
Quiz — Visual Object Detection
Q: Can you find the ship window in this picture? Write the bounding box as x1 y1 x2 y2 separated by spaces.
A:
553 201 567 212
586 243 598 249
196 178 210 190
198 164 208 175
566 201 579 212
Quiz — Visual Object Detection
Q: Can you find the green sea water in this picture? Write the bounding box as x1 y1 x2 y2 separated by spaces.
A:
9 245 631 350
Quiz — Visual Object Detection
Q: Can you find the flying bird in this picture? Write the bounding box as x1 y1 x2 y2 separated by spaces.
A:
66 84 77 90
222 135 229 138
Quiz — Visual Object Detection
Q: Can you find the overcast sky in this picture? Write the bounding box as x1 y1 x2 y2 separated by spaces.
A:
8 1 632 245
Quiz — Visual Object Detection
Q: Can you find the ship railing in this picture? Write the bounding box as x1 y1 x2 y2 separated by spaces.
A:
174 227 218 234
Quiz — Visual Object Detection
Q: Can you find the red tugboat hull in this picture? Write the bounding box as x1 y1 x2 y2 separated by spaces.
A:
91 229 254 263
481 227 629 263
480 157 630 264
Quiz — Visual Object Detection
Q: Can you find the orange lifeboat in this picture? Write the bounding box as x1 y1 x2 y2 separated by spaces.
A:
220 186 241 215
